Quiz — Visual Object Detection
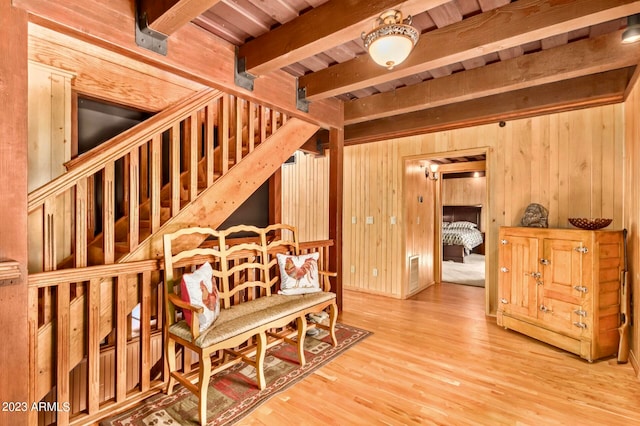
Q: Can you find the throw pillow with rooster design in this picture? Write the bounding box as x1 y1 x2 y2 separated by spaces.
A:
179 262 220 331
276 252 321 295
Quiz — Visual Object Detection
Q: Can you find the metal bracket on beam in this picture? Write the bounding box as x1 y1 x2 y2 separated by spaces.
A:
235 49 256 91
296 81 310 113
135 10 168 55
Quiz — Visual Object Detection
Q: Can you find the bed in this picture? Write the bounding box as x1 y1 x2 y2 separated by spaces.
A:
442 205 484 263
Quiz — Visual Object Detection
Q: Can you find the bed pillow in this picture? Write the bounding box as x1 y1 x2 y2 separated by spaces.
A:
448 221 477 230
443 221 450 228
276 252 321 295
179 262 220 332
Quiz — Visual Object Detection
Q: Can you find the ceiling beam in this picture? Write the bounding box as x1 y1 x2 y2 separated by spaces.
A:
344 68 632 145
138 0 222 36
237 0 449 76
300 0 640 101
345 30 640 124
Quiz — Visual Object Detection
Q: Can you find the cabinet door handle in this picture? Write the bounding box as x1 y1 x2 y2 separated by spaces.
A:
500 267 509 273
573 285 588 293
539 305 552 313
540 258 550 265
500 298 508 304
573 322 588 329
500 239 508 245
530 272 541 279
574 309 587 317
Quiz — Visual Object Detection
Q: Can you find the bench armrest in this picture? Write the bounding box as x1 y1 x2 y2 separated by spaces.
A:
167 293 204 339
168 292 204 314
318 270 337 292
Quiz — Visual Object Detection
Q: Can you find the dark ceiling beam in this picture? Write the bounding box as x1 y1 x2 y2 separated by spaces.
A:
138 0 222 36
345 30 640 124
300 0 640 101
237 0 449 76
344 68 633 145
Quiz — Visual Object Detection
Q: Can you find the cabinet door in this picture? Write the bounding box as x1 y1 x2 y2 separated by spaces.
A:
498 235 539 318
539 237 588 337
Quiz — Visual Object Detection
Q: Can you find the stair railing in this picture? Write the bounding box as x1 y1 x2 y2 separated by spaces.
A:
27 88 288 273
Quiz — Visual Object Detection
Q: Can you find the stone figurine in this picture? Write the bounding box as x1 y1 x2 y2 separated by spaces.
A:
520 203 549 228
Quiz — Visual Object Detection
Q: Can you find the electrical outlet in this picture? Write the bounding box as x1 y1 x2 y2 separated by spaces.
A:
390 216 396 225
351 216 357 224
373 268 378 277
366 216 374 224
350 265 355 273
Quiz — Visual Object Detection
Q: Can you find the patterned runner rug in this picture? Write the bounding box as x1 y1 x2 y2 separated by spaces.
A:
100 323 370 426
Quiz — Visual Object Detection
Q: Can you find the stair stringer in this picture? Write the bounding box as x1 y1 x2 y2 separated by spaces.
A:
121 117 320 262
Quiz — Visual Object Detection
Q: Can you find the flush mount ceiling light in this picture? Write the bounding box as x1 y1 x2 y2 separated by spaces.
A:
361 10 419 70
623 14 640 43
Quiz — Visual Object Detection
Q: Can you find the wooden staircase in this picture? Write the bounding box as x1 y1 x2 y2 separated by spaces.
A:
26 87 320 424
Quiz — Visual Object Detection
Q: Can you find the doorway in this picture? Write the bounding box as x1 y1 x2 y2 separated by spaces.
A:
404 148 491 312
436 156 487 288
441 201 486 287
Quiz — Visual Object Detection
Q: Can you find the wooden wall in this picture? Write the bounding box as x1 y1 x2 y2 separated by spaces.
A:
27 62 74 273
342 142 402 296
27 62 73 192
0 2 29 423
623 75 640 376
284 103 625 314
404 160 437 295
280 151 329 242
442 176 487 229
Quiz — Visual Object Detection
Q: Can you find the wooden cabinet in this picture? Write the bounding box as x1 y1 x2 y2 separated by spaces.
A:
497 227 623 361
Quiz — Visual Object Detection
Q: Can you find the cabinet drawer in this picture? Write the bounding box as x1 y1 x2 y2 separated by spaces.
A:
500 314 583 356
538 298 588 338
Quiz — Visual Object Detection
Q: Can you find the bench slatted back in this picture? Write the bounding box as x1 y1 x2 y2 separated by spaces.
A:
162 224 311 326
214 225 271 308
264 224 299 288
162 226 272 323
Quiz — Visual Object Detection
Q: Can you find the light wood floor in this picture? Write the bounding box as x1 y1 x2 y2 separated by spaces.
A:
243 283 640 425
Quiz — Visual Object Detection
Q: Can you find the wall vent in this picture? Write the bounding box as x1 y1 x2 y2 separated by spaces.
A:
409 255 419 291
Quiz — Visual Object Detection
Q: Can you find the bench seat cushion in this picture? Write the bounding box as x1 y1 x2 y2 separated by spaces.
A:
169 292 336 348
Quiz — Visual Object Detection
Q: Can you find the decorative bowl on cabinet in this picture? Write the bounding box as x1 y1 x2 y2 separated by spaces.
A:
568 218 612 230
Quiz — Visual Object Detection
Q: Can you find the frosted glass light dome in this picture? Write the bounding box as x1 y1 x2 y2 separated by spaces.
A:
368 34 414 69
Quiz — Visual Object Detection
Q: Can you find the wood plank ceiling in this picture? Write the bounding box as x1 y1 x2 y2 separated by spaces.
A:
139 0 640 144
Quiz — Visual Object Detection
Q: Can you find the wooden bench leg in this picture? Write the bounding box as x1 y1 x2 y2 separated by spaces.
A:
183 348 193 374
255 332 267 390
198 352 212 426
296 316 307 366
328 303 338 347
165 338 177 395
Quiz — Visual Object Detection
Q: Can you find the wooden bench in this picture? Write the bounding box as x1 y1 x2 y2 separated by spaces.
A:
162 224 338 425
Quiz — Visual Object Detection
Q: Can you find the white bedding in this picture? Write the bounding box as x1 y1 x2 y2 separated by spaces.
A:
442 227 483 252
